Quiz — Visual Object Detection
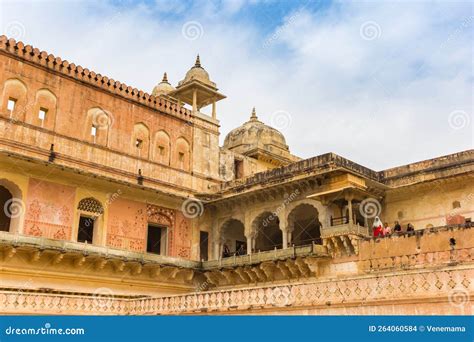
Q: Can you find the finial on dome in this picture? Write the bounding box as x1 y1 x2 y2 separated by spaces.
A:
250 107 258 121
152 72 175 97
194 54 201 68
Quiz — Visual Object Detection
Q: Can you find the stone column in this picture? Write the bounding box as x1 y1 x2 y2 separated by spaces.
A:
192 90 198 113
214 242 221 260
246 236 253 255
320 199 331 230
280 216 288 249
211 215 219 260
212 100 216 119
244 211 253 255
346 195 354 224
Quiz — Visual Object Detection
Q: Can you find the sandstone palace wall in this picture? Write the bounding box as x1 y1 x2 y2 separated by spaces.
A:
0 35 472 315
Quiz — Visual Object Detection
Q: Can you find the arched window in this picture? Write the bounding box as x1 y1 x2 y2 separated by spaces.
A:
76 197 104 244
132 123 150 159
2 78 27 122
85 107 112 146
153 130 171 165
175 137 190 171
30 89 57 129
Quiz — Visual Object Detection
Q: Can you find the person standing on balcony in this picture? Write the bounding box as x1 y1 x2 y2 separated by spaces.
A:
222 243 231 258
236 243 245 256
373 216 384 237
394 221 402 234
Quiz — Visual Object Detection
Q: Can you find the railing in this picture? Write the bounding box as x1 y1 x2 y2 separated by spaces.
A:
203 244 327 270
321 223 370 238
1 267 470 315
0 231 200 269
219 150 474 192
330 216 349 226
219 152 381 192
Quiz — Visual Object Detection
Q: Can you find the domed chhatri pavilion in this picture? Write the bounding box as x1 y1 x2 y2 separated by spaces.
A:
224 107 299 167
0 36 472 315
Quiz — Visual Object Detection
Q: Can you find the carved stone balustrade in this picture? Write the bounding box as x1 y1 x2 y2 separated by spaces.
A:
321 223 369 257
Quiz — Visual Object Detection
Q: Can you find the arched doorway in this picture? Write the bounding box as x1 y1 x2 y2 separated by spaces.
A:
0 186 13 232
76 197 104 244
0 179 24 234
288 204 321 246
253 211 282 252
220 219 246 258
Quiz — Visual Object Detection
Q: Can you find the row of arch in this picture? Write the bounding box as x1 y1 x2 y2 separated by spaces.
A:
130 122 190 171
1 78 191 171
1 78 57 129
217 203 323 257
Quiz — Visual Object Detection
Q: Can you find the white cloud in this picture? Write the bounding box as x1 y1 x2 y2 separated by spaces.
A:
0 0 472 170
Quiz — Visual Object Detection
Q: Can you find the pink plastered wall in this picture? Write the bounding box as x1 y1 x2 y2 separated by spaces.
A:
107 198 147 252
24 178 76 240
107 199 193 259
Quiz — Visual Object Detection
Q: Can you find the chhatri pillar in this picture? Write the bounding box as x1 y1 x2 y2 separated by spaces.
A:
168 55 226 118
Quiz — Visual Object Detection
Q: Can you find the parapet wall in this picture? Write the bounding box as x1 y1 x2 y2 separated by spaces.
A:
1 267 471 315
0 36 192 121
359 225 472 261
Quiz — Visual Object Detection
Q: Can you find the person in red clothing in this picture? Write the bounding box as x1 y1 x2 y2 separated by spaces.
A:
373 216 384 237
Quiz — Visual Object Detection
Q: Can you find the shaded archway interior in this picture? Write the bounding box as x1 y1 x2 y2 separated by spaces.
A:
221 219 246 257
288 204 321 246
253 212 282 252
0 186 12 232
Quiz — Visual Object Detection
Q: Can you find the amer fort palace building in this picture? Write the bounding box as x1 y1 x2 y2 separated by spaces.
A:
0 35 472 315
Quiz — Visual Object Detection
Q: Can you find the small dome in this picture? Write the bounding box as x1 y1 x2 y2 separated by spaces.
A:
224 108 291 162
178 55 216 88
152 73 175 97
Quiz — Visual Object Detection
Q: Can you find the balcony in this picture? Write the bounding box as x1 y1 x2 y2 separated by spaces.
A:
203 243 328 270
321 222 370 238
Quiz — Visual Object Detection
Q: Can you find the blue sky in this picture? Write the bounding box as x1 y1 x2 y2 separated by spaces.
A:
0 0 472 169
